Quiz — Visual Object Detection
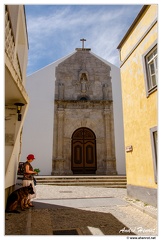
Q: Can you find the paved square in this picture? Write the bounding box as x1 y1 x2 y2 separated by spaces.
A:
34 197 128 208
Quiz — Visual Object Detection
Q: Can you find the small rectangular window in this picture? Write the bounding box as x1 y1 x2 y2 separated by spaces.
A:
143 43 158 96
150 127 158 183
146 47 157 90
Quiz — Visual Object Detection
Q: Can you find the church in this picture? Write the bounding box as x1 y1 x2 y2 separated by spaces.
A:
21 42 125 176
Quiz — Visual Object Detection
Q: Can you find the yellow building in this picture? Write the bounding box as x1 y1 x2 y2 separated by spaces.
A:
5 5 29 203
117 5 157 206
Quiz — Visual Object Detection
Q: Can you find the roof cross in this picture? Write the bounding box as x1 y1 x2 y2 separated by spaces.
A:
80 38 86 49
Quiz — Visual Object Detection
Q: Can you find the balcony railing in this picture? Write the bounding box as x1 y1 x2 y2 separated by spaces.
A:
5 10 22 81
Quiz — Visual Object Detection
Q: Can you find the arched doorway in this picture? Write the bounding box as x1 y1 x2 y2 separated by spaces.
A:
71 127 97 174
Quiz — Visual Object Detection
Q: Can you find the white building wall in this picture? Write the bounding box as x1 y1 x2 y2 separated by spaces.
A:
21 54 74 175
110 65 126 174
21 64 55 175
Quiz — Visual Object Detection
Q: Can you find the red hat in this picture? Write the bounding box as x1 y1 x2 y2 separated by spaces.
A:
27 154 35 160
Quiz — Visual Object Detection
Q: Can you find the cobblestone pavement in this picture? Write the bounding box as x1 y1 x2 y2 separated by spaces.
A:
5 185 158 236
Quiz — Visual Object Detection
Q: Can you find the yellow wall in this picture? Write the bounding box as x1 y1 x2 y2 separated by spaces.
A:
120 5 157 62
120 5 157 189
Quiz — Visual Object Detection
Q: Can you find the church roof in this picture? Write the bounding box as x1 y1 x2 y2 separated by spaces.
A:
28 47 119 78
56 49 119 71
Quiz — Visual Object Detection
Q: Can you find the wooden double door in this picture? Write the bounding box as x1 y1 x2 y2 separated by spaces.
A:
71 127 97 174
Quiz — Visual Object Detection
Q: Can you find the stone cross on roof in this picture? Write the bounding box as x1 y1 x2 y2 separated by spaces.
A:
80 38 86 49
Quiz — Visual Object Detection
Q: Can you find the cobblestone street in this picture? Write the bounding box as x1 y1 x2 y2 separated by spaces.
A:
5 185 158 236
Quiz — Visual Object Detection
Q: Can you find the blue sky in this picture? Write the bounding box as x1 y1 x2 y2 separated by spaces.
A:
25 4 143 75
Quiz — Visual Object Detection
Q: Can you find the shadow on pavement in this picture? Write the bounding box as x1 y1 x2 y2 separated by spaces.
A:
5 200 136 235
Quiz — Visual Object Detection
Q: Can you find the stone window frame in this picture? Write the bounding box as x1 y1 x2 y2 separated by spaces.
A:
150 126 158 183
142 41 157 97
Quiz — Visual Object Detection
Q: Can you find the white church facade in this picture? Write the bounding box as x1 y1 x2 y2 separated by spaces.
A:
21 46 126 176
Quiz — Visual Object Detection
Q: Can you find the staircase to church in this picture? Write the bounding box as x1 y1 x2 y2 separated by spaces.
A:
35 175 127 188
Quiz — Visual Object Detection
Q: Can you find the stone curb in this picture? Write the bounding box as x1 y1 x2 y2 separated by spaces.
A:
128 202 157 220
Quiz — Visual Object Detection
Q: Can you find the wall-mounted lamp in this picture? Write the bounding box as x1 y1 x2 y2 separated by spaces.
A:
14 103 24 121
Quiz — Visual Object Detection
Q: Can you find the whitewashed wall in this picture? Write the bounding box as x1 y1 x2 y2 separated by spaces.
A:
111 65 126 174
21 64 55 175
21 53 74 175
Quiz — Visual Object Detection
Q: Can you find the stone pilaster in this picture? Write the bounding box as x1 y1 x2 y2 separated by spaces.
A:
52 108 65 175
103 108 117 175
57 109 64 159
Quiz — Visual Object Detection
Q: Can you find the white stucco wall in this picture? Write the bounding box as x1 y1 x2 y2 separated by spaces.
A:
110 65 126 174
21 53 74 175
21 64 55 175
21 51 126 175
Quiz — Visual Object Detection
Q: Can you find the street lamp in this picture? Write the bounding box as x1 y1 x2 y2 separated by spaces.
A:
14 103 24 121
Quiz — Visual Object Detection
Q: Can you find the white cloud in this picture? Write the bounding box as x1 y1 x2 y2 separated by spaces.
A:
25 5 142 74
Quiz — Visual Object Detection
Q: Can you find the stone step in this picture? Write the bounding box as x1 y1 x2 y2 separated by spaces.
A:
38 182 126 186
36 180 127 184
35 175 127 188
36 176 126 180
36 179 126 183
36 182 126 188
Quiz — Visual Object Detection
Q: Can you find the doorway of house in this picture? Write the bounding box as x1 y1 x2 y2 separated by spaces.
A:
71 127 97 174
